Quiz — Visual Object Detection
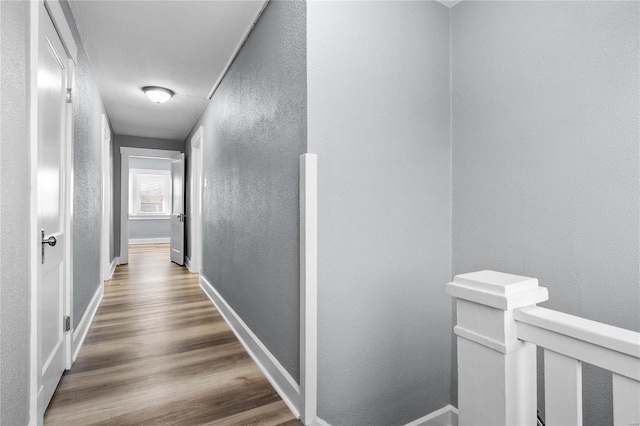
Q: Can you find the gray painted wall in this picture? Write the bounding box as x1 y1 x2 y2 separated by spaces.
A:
113 135 183 256
307 2 452 424
184 0 306 382
129 219 170 240
451 2 640 424
60 0 114 329
0 2 32 423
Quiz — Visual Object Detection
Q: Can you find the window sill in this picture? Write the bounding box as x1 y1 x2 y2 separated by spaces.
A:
129 215 171 221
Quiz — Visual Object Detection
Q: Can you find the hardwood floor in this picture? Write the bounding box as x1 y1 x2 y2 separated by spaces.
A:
45 244 301 426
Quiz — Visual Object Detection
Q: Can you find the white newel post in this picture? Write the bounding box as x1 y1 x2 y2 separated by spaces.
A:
447 270 549 426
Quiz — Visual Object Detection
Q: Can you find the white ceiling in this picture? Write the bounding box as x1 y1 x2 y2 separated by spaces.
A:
69 0 266 141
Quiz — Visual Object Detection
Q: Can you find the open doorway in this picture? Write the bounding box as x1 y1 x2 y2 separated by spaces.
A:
119 147 181 264
128 156 172 245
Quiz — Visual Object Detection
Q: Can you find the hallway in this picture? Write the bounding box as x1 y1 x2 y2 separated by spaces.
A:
44 244 300 425
2 1 639 424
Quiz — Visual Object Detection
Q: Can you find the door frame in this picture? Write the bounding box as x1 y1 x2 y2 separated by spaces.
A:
169 153 186 265
119 147 180 265
188 126 203 273
101 115 113 282
29 0 77 423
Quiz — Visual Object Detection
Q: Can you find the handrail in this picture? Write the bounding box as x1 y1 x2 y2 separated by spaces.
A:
515 306 640 381
515 306 640 358
448 270 640 425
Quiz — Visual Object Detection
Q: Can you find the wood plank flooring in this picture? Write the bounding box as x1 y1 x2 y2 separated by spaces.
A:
45 244 300 426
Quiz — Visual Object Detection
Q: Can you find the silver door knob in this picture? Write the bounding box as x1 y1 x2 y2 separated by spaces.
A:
41 229 56 264
42 235 57 247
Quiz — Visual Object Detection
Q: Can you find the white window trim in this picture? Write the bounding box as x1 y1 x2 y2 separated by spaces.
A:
129 215 171 221
128 168 171 217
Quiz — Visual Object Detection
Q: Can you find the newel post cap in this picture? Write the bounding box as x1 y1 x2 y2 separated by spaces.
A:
447 270 548 310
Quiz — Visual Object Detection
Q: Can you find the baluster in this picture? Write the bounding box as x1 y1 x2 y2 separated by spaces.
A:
613 373 640 426
544 349 582 425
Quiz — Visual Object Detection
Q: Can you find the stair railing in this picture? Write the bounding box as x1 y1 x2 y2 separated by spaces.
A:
447 270 640 426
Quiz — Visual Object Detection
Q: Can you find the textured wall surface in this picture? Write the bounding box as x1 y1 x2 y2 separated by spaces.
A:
185 0 306 382
60 0 114 329
0 2 32 423
129 219 170 240
451 2 640 423
113 135 183 255
307 2 452 424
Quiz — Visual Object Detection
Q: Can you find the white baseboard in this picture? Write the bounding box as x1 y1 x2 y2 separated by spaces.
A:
116 256 123 265
314 405 457 426
71 283 104 362
184 256 198 274
447 407 458 426
129 237 170 245
107 258 116 280
406 405 458 426
199 275 301 419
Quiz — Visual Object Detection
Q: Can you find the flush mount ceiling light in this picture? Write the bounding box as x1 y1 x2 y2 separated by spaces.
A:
142 86 174 104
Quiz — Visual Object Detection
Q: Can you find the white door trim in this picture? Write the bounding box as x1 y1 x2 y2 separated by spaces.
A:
101 115 112 281
29 4 39 422
119 147 180 264
29 1 76 423
41 0 77 64
189 126 203 273
63 60 76 372
300 154 318 425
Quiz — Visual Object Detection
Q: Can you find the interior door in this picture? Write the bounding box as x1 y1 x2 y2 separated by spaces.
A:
170 153 185 265
37 3 69 416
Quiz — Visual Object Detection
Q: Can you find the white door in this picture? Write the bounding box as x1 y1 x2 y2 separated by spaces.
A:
37 3 69 416
170 153 185 265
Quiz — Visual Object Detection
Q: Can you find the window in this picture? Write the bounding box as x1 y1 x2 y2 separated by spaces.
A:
129 168 171 216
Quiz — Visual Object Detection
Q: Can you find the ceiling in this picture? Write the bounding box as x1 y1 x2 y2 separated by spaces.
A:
69 0 266 141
